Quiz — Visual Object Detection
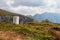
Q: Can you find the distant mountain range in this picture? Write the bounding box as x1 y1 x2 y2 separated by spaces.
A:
1 9 60 23
29 12 60 23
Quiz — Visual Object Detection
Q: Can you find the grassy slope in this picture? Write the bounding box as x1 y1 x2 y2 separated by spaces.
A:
0 21 60 40
0 9 23 16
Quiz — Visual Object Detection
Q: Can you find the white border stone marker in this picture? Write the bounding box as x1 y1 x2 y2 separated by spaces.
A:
13 16 19 24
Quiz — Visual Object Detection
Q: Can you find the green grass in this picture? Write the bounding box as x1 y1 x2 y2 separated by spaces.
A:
0 21 60 40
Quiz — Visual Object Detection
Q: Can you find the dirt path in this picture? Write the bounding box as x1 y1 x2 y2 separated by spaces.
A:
0 31 30 40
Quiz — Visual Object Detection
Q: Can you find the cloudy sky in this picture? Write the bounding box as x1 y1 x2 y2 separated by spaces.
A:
0 0 60 15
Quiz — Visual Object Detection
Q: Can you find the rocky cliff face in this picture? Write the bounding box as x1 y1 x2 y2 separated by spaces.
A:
0 16 13 22
19 16 34 24
0 9 34 24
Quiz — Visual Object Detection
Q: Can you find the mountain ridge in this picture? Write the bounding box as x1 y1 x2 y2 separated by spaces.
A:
32 12 60 23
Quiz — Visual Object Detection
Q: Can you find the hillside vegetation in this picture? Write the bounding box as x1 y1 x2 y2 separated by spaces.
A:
0 9 23 16
0 20 60 40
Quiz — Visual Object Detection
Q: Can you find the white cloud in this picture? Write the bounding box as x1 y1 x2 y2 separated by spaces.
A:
42 0 60 13
44 0 56 7
0 0 60 15
11 6 45 15
6 0 45 15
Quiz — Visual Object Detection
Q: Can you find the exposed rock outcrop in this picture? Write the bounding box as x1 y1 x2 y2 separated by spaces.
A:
0 9 34 24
